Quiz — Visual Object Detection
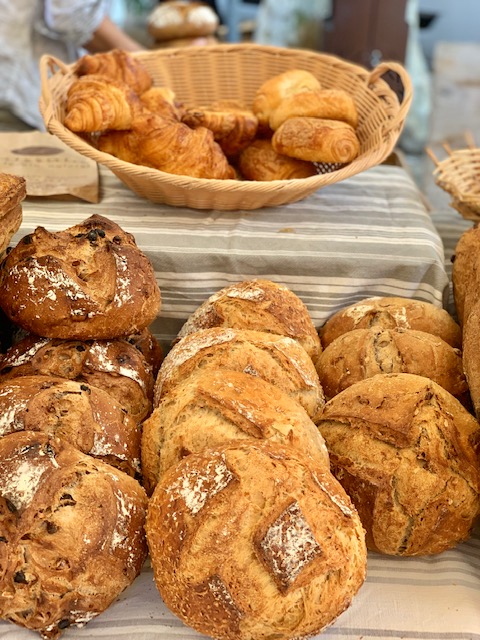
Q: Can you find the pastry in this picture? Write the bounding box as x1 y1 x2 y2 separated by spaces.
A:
238 138 317 181
74 49 153 94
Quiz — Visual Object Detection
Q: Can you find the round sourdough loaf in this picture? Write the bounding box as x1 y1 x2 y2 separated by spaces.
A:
319 296 462 349
452 224 480 327
0 375 140 476
316 373 480 555
154 327 325 421
0 431 147 639
146 440 366 640
0 173 25 257
141 368 329 494
317 327 468 402
0 214 161 340
175 279 322 364
0 334 154 424
147 0 219 41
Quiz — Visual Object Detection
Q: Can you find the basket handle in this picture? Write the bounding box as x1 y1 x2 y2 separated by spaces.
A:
368 61 413 137
39 54 71 129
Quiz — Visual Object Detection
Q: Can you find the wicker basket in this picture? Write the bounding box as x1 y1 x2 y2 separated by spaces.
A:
429 142 480 222
39 44 412 211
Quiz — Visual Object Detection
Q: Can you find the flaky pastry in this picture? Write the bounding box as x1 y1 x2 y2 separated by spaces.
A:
238 138 317 181
74 49 152 94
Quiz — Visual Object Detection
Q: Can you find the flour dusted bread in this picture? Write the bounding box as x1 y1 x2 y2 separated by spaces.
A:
142 369 329 494
317 327 468 402
0 172 25 256
0 214 161 340
319 296 462 349
146 440 366 640
316 373 480 555
147 0 219 42
0 335 154 424
176 279 322 364
0 375 140 476
154 328 325 421
0 431 148 639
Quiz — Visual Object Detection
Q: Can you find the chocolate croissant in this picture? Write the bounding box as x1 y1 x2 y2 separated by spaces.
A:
64 74 142 132
74 49 153 94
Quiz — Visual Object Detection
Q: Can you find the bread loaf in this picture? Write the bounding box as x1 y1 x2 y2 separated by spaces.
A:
142 368 329 494
452 224 480 326
146 440 366 640
0 173 25 257
319 296 462 349
176 278 322 365
316 373 480 555
0 334 154 424
0 214 161 340
0 375 140 476
317 327 468 402
147 0 219 41
0 431 148 639
154 327 325 421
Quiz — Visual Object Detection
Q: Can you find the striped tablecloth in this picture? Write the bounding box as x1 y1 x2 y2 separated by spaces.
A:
2 162 479 640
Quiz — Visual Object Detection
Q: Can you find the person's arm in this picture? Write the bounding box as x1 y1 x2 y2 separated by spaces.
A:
83 15 146 52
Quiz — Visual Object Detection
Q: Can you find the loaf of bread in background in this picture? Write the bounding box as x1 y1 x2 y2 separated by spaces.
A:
154 327 325 421
317 327 468 402
146 439 366 640
316 373 480 555
142 368 329 494
147 0 219 42
0 334 154 424
0 431 148 639
0 214 161 340
175 278 322 365
0 375 140 476
319 296 462 349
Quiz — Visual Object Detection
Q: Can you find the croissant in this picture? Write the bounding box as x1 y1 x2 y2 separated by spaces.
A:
74 49 153 94
140 86 183 121
64 74 142 132
181 100 258 157
98 110 235 179
272 117 360 164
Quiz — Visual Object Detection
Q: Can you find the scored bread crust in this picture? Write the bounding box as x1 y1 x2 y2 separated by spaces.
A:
175 278 322 364
0 374 140 476
319 296 462 349
154 327 325 421
317 372 480 555
0 214 161 340
0 431 148 639
317 327 468 402
142 368 329 494
147 1 219 41
146 439 366 640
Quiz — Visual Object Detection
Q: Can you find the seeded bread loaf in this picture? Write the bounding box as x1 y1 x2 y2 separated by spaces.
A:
146 440 366 640
0 431 148 639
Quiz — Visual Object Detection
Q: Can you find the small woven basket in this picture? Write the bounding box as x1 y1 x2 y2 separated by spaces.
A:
39 44 412 211
428 139 480 222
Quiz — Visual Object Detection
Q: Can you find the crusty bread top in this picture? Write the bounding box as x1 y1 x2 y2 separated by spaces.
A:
0 172 26 216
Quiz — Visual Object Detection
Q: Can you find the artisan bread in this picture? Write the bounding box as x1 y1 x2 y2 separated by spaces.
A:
176 278 322 365
146 440 366 640
238 138 317 181
319 296 462 349
142 368 329 494
269 88 359 131
461 298 480 418
0 173 25 256
147 0 219 41
316 373 480 555
154 327 325 421
252 69 322 132
0 214 161 340
452 224 480 326
0 334 154 424
0 375 140 476
272 117 360 164
0 431 147 639
317 327 468 402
